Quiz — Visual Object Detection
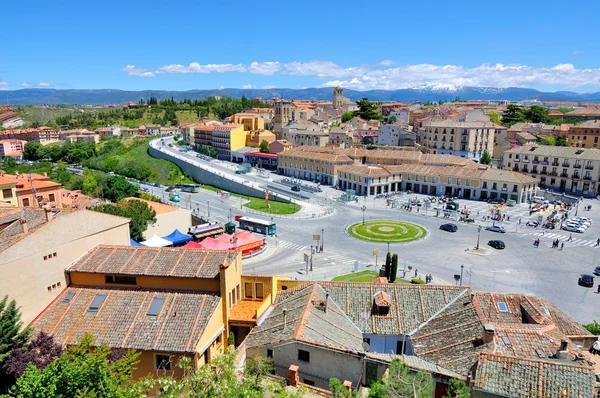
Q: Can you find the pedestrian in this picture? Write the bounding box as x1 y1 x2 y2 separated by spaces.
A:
597 284 600 294
561 242 564 250
507 215 510 221
519 218 522 225
597 239 599 247
568 234 572 241
414 269 418 278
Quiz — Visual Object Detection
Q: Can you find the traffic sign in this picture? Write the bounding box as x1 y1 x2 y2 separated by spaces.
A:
304 253 309 264
313 234 321 241
373 248 380 256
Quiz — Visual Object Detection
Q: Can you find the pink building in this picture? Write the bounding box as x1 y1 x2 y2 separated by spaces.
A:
0 139 27 158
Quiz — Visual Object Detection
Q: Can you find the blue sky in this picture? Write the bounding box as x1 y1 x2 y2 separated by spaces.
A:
2 0 600 92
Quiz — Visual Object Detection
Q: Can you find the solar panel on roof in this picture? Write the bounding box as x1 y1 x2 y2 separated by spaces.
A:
147 297 165 317
63 291 75 303
87 293 107 313
497 302 508 313
502 336 510 345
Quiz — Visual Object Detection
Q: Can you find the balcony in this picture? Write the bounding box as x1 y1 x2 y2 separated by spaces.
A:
572 174 581 179
549 171 558 176
552 161 559 166
533 160 539 164
584 176 592 181
586 165 594 170
540 170 547 175
574 164 582 169
521 168 529 173
532 169 538 174
560 173 569 177
541 161 549 165
513 167 520 171
523 159 530 163
562 163 570 167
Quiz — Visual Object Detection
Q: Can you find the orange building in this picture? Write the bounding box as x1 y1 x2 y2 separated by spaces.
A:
31 245 289 379
0 172 62 208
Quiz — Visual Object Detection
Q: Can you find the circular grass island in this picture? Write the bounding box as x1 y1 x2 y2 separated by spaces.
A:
347 220 427 243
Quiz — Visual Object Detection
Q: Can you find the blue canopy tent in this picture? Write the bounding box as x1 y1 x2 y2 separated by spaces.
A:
130 239 144 246
162 229 193 246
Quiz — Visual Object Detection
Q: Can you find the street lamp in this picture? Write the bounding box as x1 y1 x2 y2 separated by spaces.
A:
460 264 464 286
387 241 390 253
361 205 367 225
208 201 211 217
476 225 482 250
321 228 324 252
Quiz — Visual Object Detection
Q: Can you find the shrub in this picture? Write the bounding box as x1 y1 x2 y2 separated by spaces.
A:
411 278 425 284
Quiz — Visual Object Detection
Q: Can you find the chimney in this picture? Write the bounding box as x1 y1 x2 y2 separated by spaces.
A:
19 218 28 234
325 293 329 313
43 205 52 223
283 309 287 329
483 323 495 344
555 339 569 359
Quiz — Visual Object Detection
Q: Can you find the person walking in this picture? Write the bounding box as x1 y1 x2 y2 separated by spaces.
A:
568 234 573 241
597 284 600 294
596 238 599 247
561 242 564 250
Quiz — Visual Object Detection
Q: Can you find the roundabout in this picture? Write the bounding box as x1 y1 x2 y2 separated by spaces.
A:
347 220 427 243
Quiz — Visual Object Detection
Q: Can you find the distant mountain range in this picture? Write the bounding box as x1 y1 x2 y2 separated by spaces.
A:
2 86 600 105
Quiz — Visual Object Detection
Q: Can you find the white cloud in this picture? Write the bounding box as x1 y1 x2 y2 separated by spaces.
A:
121 65 156 77
323 63 600 90
262 85 276 89
21 82 32 87
0 81 9 90
248 62 281 75
283 60 368 78
572 50 584 55
241 84 253 89
380 60 396 66
219 86 225 89
38 82 50 87
155 62 246 74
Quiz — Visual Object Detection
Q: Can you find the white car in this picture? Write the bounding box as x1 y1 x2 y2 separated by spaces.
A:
569 219 591 228
575 216 592 223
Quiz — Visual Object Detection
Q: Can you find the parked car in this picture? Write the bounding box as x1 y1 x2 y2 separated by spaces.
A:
488 240 505 249
575 216 592 223
593 266 600 276
579 274 594 287
291 186 301 192
488 198 505 204
440 223 458 232
485 226 506 233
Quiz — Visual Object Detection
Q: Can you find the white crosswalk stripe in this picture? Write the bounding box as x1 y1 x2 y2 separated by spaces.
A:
524 232 600 248
278 241 306 251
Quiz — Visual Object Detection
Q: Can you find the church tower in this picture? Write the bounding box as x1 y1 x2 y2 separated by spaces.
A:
333 86 344 109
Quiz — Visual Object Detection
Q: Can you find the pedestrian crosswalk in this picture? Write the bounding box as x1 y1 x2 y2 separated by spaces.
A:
321 254 357 265
278 240 307 251
278 241 357 265
525 232 600 248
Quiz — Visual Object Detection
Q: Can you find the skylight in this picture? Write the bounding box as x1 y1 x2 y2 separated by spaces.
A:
502 336 510 345
87 293 107 313
536 349 546 359
540 306 550 316
147 297 165 317
63 291 75 303
497 302 508 313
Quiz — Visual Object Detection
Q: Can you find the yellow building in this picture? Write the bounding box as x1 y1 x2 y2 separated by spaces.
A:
194 122 245 160
231 113 265 131
246 130 276 147
31 245 288 380
0 175 17 206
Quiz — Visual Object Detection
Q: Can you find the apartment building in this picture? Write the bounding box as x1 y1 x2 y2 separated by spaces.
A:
567 120 600 148
503 145 600 197
0 207 130 325
277 149 355 185
95 127 121 137
32 245 289 379
336 163 536 202
377 124 416 147
0 139 26 158
421 121 504 161
231 113 265 131
65 134 100 144
287 130 330 147
193 122 246 160
0 127 59 144
0 176 18 206
1 172 63 208
329 127 354 148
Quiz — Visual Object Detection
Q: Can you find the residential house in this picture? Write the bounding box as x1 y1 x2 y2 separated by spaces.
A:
146 125 161 135
1 172 63 208
377 125 415 147
66 134 100 144
567 120 600 148
503 145 600 197
329 127 354 148
58 129 89 140
0 139 26 159
0 127 59 144
387 109 410 123
0 176 17 206
246 130 276 148
269 139 293 154
32 245 288 378
287 129 330 147
231 113 265 131
0 207 130 325
247 282 596 397
95 127 121 137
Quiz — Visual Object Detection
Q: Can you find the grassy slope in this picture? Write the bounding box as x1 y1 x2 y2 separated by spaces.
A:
196 182 299 214
331 270 410 284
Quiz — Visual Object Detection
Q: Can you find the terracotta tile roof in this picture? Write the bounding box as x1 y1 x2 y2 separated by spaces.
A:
123 197 178 215
365 353 465 380
473 353 594 398
245 283 365 354
505 145 600 160
67 245 238 279
31 286 220 354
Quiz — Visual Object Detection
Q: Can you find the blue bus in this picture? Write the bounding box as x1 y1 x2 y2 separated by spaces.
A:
238 216 276 236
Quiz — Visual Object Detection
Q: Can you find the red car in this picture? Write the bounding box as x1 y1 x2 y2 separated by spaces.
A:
579 274 594 288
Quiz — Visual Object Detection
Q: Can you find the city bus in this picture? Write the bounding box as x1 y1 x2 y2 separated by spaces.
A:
238 216 276 236
180 184 200 193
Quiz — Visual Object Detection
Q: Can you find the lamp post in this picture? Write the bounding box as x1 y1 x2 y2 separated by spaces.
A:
387 241 390 254
460 264 464 286
476 225 482 250
321 228 324 252
207 201 211 217
361 205 367 225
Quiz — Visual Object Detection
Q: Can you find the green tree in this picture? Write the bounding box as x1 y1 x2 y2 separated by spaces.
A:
388 116 397 124
583 321 600 335
101 176 138 203
341 112 353 123
556 136 569 146
537 136 556 146
389 254 398 283
557 107 572 114
0 296 32 393
445 379 471 398
479 150 492 165
228 331 235 346
330 378 354 397
82 169 98 196
259 140 270 153
524 105 549 124
92 199 157 241
368 359 433 398
11 335 140 397
501 105 526 126
353 98 383 121
486 111 501 125
384 252 392 278
23 142 42 161
245 353 273 389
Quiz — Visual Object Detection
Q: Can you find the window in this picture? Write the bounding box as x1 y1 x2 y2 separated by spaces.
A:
502 336 511 345
147 296 165 317
88 293 107 313
22 198 30 207
156 355 171 370
267 349 273 358
105 275 137 285
255 283 264 299
497 302 508 313
47 286 52 292
244 282 253 299
298 349 310 362
1 189 12 198
303 379 315 386
56 281 61 287
63 291 75 303
48 193 55 202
